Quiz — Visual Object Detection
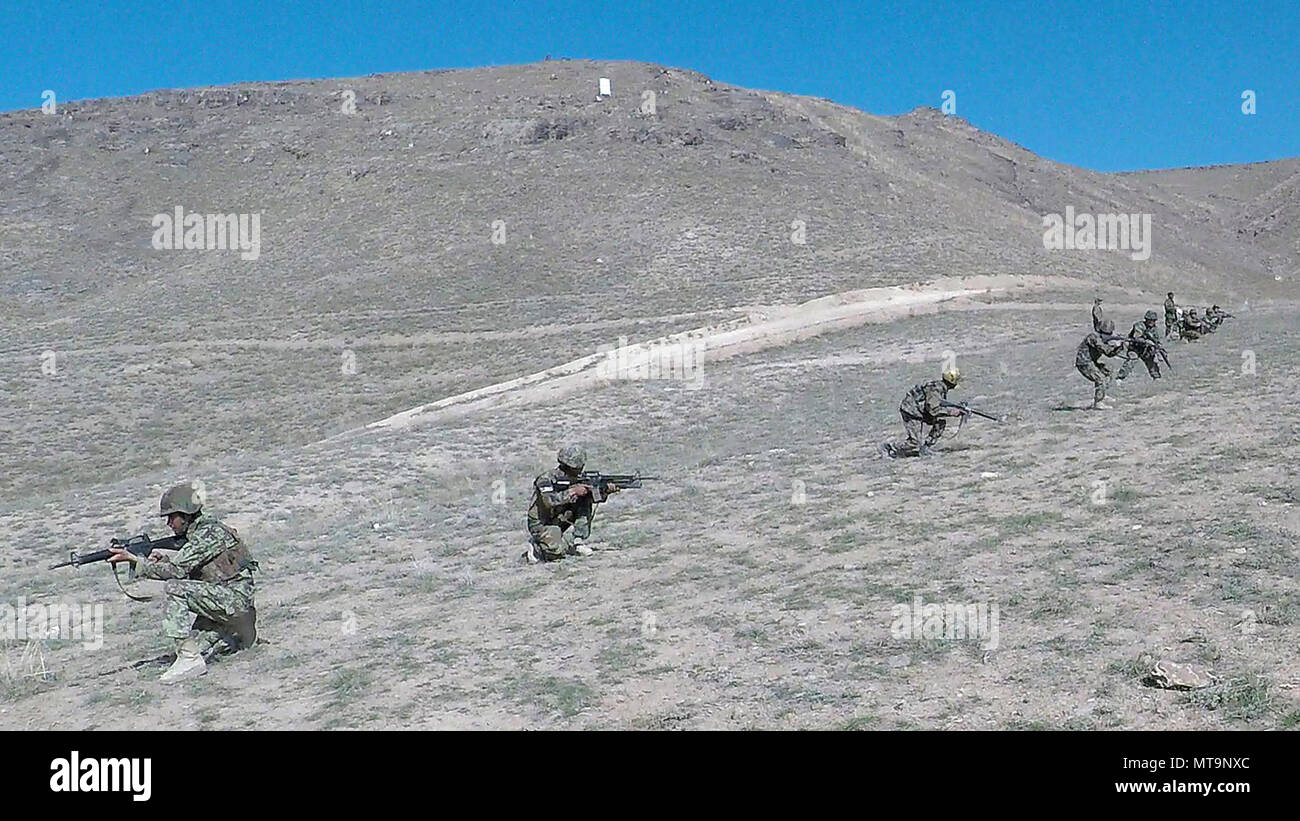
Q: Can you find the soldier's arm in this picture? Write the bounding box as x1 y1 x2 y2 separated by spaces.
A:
135 523 228 580
534 476 580 510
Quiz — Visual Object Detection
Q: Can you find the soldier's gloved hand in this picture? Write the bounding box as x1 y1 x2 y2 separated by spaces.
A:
107 548 136 566
568 484 589 498
606 483 619 494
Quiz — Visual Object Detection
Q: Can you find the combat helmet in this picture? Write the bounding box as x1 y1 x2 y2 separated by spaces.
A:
557 445 587 471
1144 310 1158 321
942 366 961 387
159 481 204 517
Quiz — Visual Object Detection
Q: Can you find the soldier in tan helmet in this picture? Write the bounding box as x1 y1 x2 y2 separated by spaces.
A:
109 481 259 683
881 366 968 457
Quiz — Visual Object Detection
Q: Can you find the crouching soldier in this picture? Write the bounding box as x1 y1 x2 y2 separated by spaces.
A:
524 445 619 563
1180 308 1206 340
1076 319 1126 409
109 481 258 683
882 367 965 457
1116 311 1164 381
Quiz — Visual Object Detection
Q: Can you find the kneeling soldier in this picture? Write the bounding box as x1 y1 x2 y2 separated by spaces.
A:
525 446 619 563
110 482 258 683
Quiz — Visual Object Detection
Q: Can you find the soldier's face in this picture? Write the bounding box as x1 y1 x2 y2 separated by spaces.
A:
167 513 189 536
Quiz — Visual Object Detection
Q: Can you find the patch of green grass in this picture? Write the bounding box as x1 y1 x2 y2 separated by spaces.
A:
595 641 646 676
839 715 877 731
1243 485 1300 504
1280 711 1300 729
1182 675 1273 724
735 627 770 645
1256 594 1300 626
1217 520 1261 540
1217 574 1257 603
497 582 543 601
1031 589 1077 618
328 667 373 703
998 511 1065 536
504 675 595 719
1107 653 1152 680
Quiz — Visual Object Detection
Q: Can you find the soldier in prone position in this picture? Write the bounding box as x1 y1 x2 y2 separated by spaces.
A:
109 482 258 683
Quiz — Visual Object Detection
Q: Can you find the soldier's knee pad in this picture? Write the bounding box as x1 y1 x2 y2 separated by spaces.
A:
537 526 566 556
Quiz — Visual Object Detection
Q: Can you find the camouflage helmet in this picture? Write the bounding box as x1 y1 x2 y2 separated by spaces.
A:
1093 297 1102 304
557 445 587 471
159 481 203 517
941 366 961 387
1144 310 1158 321
1099 319 1115 334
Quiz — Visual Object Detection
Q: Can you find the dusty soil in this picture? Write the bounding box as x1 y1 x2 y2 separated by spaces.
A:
2 60 1297 729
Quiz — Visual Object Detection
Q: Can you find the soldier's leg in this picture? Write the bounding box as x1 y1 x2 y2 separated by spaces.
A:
1144 354 1161 379
162 579 253 654
1078 361 1106 404
902 412 923 451
924 418 948 446
533 525 570 561
569 497 594 540
1116 354 1135 380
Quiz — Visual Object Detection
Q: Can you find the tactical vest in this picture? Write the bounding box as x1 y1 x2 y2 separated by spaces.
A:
190 521 257 584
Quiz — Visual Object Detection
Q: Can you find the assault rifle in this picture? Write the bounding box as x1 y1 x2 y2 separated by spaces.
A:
551 472 659 502
50 533 186 601
938 400 1001 433
1103 333 1173 373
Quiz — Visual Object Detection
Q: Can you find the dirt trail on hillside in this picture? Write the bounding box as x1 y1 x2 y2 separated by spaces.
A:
313 274 1102 441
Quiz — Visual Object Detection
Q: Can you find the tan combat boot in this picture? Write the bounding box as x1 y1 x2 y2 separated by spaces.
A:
160 638 207 684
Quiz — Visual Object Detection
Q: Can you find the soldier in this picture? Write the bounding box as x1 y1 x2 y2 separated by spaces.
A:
1091 297 1106 332
1076 319 1126 409
1180 308 1205 340
1116 310 1164 381
1200 306 1219 332
882 367 965 457
1164 292 1178 338
524 445 619 564
108 482 258 684
1205 304 1227 329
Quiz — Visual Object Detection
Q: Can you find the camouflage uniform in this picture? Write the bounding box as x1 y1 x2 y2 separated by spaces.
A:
1163 295 1177 337
137 513 257 655
1180 311 1205 340
1076 331 1125 404
1116 319 1162 380
896 379 959 454
527 467 595 560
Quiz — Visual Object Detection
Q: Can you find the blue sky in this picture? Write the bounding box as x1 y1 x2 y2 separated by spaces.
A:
3 0 1295 171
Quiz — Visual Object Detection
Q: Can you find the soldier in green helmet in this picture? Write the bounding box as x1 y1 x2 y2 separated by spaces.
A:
1116 310 1165 381
108 481 259 683
524 445 620 563
1076 319 1126 409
